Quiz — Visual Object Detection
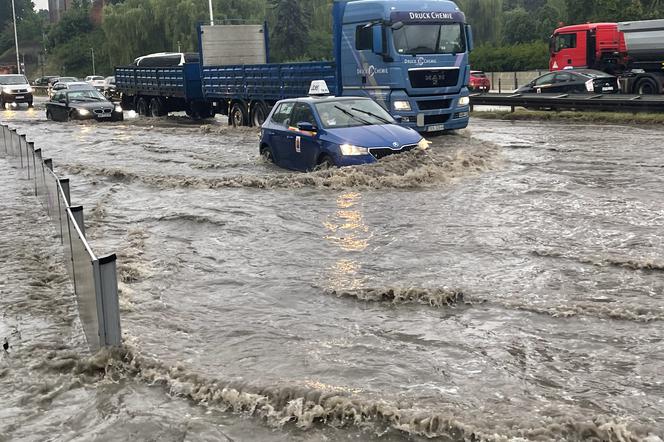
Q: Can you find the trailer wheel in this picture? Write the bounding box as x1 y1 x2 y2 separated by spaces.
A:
136 98 149 116
149 98 165 117
251 102 267 127
230 102 248 127
636 78 659 95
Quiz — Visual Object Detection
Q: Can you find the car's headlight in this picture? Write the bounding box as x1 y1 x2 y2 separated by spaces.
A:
417 138 431 150
26 86 33 93
458 96 470 106
585 79 594 92
114 105 123 112
1 87 11 94
393 100 411 111
340 143 369 156
77 109 90 115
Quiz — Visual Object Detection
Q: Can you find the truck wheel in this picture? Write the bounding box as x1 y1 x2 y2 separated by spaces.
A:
149 98 164 117
136 98 149 116
636 78 658 95
230 102 248 127
251 102 267 127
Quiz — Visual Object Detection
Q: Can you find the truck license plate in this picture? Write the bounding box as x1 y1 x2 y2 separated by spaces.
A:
428 124 445 132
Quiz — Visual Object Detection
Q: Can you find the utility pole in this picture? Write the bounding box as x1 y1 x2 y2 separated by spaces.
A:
11 0 20 74
91 47 96 75
208 0 214 25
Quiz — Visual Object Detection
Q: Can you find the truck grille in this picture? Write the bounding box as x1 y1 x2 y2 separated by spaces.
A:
409 69 459 88
424 114 451 125
369 144 417 160
417 99 452 111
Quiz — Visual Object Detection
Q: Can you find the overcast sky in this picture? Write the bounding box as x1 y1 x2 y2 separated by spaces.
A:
34 0 49 10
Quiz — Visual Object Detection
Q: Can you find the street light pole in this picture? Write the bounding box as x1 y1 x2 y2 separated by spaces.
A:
208 0 214 25
11 0 21 74
91 47 96 75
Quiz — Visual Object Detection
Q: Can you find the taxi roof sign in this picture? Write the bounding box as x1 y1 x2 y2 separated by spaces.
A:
309 80 330 96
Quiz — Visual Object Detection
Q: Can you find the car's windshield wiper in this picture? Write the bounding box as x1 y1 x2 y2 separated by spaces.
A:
350 107 392 124
334 105 372 125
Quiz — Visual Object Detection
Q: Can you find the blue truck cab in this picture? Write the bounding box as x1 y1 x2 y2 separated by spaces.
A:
334 0 473 132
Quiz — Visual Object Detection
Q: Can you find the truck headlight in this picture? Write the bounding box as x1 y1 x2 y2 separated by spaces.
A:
417 138 431 150
77 109 90 116
458 96 470 106
393 100 411 111
340 143 369 156
114 105 123 112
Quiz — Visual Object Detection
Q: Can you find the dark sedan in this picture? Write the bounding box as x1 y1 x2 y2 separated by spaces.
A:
517 69 620 94
46 88 124 122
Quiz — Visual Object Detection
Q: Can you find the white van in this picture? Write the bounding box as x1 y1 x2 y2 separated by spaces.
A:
0 74 33 108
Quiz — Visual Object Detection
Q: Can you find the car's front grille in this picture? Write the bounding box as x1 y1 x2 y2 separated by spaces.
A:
94 108 112 114
369 143 417 160
417 99 452 111
409 68 459 88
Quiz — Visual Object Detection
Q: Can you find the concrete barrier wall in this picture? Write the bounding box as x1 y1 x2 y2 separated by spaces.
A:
0 124 121 352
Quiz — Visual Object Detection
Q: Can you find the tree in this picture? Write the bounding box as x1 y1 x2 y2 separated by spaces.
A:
503 8 540 44
268 0 310 61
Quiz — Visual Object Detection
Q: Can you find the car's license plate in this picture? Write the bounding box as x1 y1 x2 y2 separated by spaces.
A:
602 86 614 91
98 113 111 118
15 95 24 99
428 124 445 132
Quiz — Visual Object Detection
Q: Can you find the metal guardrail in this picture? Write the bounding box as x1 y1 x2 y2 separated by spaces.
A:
0 124 121 352
469 92 664 113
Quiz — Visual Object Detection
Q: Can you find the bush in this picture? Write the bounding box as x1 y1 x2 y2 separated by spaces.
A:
470 41 549 72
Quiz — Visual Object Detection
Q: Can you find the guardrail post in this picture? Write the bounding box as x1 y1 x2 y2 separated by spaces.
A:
95 254 122 347
513 71 518 90
59 178 71 206
70 205 86 238
498 78 502 94
44 158 53 171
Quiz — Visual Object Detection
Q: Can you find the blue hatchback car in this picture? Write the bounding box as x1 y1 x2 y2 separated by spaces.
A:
259 94 429 171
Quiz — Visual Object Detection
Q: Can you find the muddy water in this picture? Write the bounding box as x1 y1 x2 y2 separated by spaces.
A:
1 104 663 441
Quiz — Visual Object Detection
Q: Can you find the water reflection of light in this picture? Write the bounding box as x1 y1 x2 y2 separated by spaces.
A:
323 192 373 252
323 192 373 290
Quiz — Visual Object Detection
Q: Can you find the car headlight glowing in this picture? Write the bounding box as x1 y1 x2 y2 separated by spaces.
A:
114 105 123 112
417 138 431 150
340 144 369 156
77 109 90 116
393 100 411 111
26 86 33 93
2 87 11 94
458 96 470 106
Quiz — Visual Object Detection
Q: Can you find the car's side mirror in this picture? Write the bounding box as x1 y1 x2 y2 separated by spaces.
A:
393 115 403 123
297 122 317 132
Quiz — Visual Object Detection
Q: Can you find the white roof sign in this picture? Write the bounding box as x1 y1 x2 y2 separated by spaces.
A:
309 80 330 95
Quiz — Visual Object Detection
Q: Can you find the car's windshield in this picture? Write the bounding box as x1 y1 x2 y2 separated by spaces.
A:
315 99 395 129
66 90 107 101
393 23 465 55
0 75 28 85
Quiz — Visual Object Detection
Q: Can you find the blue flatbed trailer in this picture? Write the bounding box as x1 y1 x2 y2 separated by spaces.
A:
115 63 213 118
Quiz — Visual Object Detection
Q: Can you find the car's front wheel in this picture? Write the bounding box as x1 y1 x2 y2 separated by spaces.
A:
46 109 52 120
316 154 335 170
260 145 274 163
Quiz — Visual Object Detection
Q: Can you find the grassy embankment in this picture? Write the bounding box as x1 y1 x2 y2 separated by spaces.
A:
472 109 664 125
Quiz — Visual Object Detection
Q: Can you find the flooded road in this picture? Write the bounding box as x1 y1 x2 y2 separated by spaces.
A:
1 104 663 441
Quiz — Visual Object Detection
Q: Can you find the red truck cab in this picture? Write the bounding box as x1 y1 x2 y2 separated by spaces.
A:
550 23 627 72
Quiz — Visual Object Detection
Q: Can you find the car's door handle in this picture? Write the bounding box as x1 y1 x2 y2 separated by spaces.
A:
286 135 295 140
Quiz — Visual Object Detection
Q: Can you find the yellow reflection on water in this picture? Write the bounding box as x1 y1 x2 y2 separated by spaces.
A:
323 192 373 290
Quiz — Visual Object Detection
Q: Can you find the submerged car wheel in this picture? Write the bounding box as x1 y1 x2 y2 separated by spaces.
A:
317 154 335 170
636 78 658 95
46 110 52 120
260 145 274 163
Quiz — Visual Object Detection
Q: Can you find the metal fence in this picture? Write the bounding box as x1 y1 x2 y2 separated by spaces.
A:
0 123 121 352
484 70 545 93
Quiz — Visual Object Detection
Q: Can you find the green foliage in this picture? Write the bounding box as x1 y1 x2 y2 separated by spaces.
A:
268 0 311 62
470 41 549 71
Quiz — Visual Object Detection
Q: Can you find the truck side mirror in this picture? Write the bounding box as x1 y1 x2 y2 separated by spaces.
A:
391 21 404 31
372 26 383 55
465 24 474 52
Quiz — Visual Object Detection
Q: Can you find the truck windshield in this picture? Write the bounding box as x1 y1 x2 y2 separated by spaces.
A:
393 23 465 55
